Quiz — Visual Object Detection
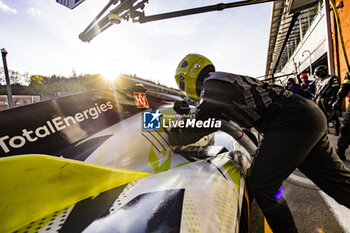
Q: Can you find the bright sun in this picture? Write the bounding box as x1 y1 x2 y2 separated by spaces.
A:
101 67 119 83
103 74 118 82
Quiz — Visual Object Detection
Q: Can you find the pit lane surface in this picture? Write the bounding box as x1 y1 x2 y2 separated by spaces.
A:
249 131 350 233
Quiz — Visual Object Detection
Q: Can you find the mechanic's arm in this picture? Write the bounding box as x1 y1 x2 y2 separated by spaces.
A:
169 81 233 146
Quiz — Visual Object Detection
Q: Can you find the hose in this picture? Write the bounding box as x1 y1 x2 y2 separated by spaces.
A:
329 0 350 72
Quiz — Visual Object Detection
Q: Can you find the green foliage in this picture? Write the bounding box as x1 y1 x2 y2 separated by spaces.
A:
29 75 44 85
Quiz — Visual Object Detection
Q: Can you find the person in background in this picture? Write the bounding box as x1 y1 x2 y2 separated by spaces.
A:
285 78 305 97
332 72 350 160
314 65 340 136
170 53 350 233
300 73 313 99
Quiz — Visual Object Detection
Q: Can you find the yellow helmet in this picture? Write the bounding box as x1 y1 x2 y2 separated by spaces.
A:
174 54 215 101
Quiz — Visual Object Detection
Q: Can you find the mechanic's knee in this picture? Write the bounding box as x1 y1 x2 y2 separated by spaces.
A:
247 186 283 211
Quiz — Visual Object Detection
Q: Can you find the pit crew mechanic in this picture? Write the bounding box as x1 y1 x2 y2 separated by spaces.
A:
333 72 350 160
314 65 341 136
169 54 350 233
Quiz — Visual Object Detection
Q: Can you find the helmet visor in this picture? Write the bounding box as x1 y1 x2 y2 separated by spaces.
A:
315 71 324 78
179 75 185 91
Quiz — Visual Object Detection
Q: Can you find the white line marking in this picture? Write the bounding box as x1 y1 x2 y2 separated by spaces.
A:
319 191 350 233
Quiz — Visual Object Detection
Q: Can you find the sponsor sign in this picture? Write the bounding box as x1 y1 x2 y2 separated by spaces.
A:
0 90 180 157
0 90 122 157
133 92 149 108
0 102 114 154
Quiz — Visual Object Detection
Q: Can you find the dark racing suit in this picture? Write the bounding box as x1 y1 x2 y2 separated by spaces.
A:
335 74 350 160
301 80 313 99
169 72 350 233
314 75 340 135
287 83 305 97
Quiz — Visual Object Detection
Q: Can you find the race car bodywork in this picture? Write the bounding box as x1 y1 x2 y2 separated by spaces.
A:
0 89 254 233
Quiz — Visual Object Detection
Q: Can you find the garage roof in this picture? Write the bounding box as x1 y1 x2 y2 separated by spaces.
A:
265 0 319 76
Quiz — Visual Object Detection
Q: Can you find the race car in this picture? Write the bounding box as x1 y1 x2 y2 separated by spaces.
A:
0 87 262 233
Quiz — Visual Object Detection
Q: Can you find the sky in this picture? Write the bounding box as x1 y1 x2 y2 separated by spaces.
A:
0 0 272 87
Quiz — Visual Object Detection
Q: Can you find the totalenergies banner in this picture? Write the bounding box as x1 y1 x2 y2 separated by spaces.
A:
0 89 178 158
0 89 144 157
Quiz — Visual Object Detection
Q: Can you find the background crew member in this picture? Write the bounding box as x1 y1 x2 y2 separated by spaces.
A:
170 54 350 233
314 65 340 136
285 78 304 97
300 73 313 99
333 72 350 160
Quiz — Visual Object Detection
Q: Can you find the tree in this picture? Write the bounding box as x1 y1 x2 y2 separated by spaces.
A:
71 68 77 79
0 68 29 85
29 75 44 85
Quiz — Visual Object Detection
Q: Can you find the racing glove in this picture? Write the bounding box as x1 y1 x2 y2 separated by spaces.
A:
173 100 190 115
